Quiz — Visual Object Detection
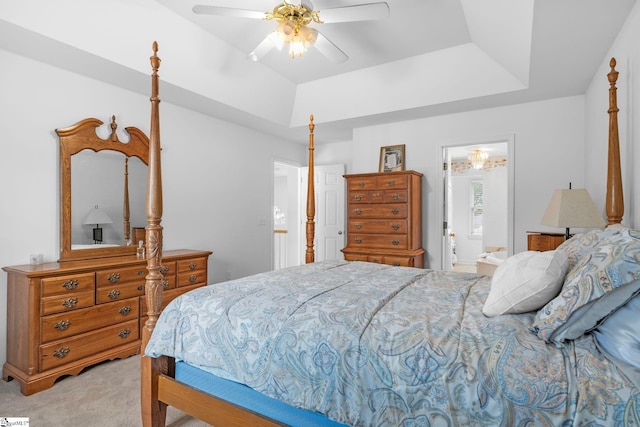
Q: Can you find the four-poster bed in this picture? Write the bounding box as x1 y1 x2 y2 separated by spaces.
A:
141 44 639 426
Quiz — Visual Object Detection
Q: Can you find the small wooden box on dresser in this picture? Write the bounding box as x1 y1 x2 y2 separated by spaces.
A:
2 249 211 395
342 170 425 267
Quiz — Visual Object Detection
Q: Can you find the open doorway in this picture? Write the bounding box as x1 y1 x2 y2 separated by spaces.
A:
440 137 514 272
273 161 301 270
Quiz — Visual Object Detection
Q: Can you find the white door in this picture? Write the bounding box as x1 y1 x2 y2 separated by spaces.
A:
442 150 454 270
301 164 345 262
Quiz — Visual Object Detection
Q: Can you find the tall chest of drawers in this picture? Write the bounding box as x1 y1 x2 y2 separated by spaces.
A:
342 171 425 267
2 248 211 395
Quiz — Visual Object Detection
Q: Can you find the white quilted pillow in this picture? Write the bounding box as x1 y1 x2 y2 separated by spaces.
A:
482 250 568 317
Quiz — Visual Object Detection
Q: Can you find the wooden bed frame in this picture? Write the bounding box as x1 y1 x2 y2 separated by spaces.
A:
139 44 624 426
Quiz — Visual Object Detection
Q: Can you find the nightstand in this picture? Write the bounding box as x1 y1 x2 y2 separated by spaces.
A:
527 232 566 251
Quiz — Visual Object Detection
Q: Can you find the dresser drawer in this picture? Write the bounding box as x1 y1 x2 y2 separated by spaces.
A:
178 269 207 287
382 189 407 203
96 265 148 287
177 257 208 274
41 273 95 297
41 291 94 315
96 281 146 304
39 319 139 371
347 176 377 191
349 204 407 219
348 234 408 249
349 219 407 234
527 233 565 251
41 297 139 343
377 174 408 190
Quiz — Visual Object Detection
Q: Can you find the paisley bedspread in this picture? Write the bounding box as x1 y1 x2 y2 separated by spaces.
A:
145 260 640 426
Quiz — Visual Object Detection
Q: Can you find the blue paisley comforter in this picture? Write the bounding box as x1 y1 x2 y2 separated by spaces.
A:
145 260 640 426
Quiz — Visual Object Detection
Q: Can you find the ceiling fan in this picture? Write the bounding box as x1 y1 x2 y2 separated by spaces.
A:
192 1 390 63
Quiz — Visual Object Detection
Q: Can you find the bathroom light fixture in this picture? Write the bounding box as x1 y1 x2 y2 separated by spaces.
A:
468 149 488 170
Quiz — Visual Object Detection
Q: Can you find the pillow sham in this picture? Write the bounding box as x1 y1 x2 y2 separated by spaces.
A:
593 292 640 369
555 225 624 272
482 250 568 317
532 228 640 344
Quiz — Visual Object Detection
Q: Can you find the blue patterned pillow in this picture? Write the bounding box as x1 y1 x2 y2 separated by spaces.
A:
593 292 640 368
532 228 640 344
555 225 624 271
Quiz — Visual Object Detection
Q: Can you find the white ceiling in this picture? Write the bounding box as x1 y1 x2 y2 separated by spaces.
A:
0 0 636 143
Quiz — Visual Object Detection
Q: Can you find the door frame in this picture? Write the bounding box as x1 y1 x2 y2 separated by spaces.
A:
437 134 515 270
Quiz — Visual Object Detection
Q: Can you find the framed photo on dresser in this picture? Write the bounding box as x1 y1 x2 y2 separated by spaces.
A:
379 144 405 172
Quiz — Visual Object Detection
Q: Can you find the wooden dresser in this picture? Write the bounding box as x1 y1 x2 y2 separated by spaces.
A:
527 232 566 251
342 171 425 267
2 248 212 395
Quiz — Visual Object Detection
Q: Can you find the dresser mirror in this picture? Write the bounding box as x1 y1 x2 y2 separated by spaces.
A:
58 117 150 261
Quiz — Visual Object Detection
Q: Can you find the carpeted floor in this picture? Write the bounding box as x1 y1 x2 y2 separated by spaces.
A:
0 355 209 426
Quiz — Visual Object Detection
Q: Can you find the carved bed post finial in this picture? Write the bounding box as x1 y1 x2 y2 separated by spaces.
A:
306 115 315 264
110 115 118 142
606 57 623 225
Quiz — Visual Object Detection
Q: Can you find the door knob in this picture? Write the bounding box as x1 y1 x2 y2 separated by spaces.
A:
338 231 343 235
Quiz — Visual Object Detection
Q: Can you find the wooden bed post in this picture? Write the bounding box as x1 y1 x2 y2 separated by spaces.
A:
305 115 315 264
606 58 624 225
141 41 168 427
123 156 131 244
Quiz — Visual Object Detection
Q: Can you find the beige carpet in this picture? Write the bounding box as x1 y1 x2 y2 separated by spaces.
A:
0 355 209 426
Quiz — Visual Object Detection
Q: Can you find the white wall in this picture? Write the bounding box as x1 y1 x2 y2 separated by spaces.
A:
584 2 640 230
348 96 585 268
0 48 307 369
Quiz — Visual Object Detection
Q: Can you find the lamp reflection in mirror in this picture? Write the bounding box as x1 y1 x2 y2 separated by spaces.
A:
83 205 113 244
468 149 488 170
541 187 606 240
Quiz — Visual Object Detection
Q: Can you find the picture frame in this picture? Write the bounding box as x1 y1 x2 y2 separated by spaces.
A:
379 144 406 172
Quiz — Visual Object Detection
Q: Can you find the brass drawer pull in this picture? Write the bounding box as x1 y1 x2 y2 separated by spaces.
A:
354 194 362 201
160 266 169 275
188 261 197 270
355 238 363 244
391 224 400 230
387 180 396 187
355 208 362 215
392 262 401 266
137 270 145 275
391 208 399 215
162 280 170 290
61 297 78 309
53 347 70 359
355 224 362 229
188 274 197 284
137 285 144 291
62 279 78 290
54 320 71 331
107 290 121 300
119 306 132 316
392 193 400 200
118 329 131 339
108 273 121 283
392 240 400 245
358 181 365 187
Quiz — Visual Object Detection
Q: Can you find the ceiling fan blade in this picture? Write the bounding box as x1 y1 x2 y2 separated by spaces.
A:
192 5 266 20
317 2 389 23
248 34 277 62
313 32 349 64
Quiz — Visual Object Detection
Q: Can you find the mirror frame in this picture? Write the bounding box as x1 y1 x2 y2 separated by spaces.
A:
57 116 149 261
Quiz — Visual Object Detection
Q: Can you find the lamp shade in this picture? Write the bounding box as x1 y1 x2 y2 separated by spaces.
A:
541 189 606 229
83 205 113 225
